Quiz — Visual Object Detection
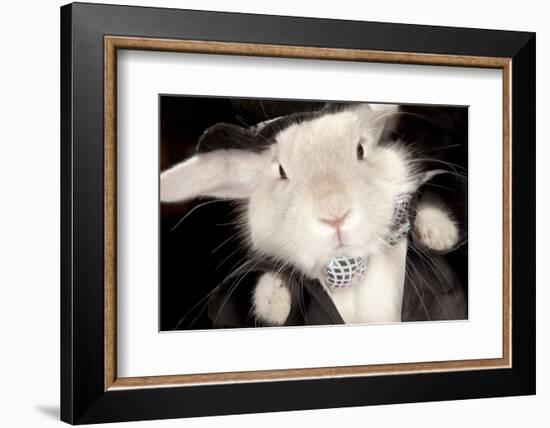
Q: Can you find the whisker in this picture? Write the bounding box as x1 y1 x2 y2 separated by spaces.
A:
170 199 228 231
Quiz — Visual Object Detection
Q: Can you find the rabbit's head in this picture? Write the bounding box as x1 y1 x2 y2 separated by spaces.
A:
161 103 422 279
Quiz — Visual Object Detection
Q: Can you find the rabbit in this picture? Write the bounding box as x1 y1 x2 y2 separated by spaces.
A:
161 103 462 326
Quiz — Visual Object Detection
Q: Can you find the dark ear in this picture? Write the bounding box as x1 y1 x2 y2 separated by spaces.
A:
162 119 279 202
196 123 270 154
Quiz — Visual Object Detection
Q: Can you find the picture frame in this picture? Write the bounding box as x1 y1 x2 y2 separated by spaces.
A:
60 2 535 424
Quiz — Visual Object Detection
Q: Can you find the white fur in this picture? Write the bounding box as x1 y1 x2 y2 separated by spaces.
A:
413 195 459 252
161 103 459 324
160 149 267 202
252 241 407 325
328 240 408 323
247 105 417 279
252 272 291 325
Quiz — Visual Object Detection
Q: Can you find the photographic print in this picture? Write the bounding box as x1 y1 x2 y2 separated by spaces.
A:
159 97 468 331
61 5 535 422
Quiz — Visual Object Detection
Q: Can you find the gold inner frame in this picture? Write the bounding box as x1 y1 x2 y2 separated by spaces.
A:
104 35 512 391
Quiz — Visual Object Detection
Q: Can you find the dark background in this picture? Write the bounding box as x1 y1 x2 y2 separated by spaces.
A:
159 96 468 331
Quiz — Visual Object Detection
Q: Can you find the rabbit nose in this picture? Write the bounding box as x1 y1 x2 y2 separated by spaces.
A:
319 210 350 229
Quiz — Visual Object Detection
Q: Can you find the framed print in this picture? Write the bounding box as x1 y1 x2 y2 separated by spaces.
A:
60 2 536 424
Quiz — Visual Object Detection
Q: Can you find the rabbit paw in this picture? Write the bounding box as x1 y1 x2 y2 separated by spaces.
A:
252 272 291 325
413 201 459 253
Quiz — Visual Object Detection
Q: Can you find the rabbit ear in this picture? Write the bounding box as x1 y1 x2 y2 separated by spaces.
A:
160 149 267 202
369 103 399 115
370 104 400 142
353 103 400 142
197 123 263 153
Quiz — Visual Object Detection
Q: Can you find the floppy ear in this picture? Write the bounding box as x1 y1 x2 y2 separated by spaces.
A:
161 149 267 203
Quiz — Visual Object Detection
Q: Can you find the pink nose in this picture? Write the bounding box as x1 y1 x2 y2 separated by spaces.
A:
320 210 350 229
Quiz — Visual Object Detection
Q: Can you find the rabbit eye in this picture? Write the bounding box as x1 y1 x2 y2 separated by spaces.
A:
357 143 365 160
279 164 288 179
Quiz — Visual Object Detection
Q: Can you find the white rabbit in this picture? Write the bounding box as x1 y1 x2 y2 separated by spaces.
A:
161 103 460 326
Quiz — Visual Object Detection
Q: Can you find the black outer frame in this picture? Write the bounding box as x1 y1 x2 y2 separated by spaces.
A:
60 2 535 424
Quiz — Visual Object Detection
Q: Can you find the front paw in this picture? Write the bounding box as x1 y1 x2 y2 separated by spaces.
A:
413 202 459 253
252 272 291 326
